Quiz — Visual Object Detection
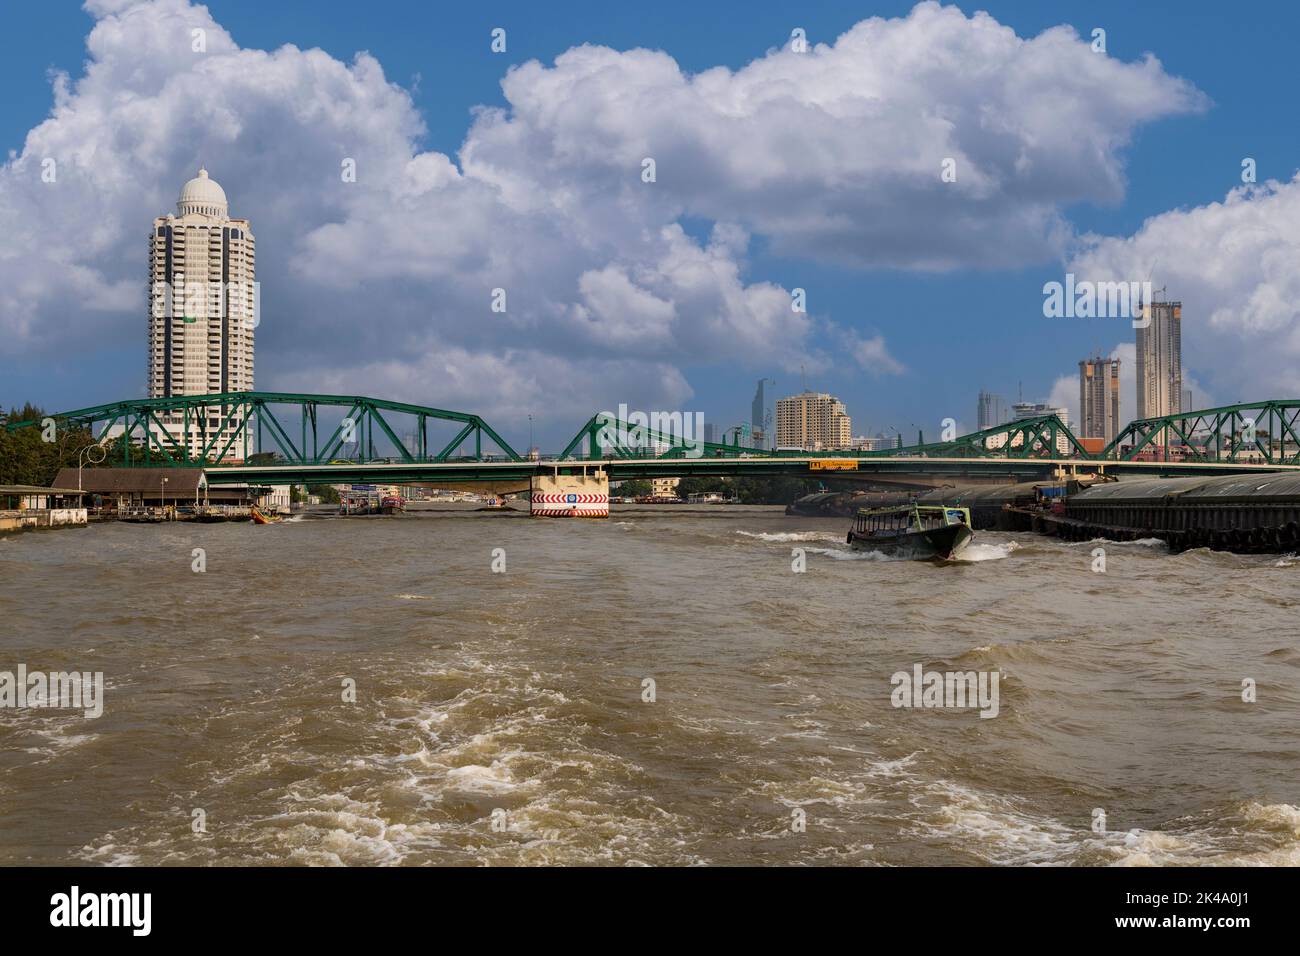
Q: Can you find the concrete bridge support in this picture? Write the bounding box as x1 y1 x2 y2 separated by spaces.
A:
531 466 609 517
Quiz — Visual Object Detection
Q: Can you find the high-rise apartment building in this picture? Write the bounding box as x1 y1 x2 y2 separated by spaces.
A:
1136 300 1182 419
148 168 256 456
1079 354 1121 443
977 390 1008 431
775 391 852 450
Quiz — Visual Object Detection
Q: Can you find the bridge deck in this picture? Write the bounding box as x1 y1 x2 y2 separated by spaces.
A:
200 455 1300 486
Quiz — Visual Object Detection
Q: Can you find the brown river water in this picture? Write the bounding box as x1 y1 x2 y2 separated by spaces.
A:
1 504 1297 866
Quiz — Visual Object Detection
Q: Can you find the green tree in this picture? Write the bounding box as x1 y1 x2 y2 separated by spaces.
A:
614 478 652 497
0 405 98 486
308 484 341 504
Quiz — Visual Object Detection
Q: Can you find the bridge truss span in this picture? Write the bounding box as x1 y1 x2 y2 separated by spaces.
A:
9 394 1300 481
5 392 522 467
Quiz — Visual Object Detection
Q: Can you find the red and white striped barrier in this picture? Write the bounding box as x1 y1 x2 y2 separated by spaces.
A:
531 475 609 517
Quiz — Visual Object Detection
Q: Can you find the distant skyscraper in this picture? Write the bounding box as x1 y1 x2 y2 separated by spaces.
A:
775 391 852 450
1182 388 1194 415
977 390 1008 431
149 168 256 456
1137 299 1182 419
703 422 716 445
1079 354 1121 443
751 378 774 450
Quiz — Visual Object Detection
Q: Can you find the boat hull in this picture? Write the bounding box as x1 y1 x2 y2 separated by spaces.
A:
250 506 281 525
848 523 973 560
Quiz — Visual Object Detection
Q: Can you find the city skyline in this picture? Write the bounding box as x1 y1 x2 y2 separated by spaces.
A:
3 1 1299 452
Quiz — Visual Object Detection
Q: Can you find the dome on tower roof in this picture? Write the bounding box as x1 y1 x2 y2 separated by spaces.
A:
177 168 228 218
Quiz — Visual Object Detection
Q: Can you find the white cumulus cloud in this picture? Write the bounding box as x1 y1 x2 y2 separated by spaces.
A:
0 0 1203 428
1068 177 1300 408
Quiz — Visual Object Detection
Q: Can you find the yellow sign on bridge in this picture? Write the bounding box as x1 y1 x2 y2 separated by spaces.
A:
809 459 859 471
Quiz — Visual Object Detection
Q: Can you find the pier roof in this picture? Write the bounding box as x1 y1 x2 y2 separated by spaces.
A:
0 485 85 496
51 468 207 495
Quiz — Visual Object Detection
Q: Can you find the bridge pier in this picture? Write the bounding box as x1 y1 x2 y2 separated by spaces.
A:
530 466 609 518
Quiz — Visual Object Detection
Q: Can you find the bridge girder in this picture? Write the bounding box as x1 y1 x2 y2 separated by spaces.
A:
1100 399 1300 464
10 394 1300 475
558 412 767 461
5 391 522 467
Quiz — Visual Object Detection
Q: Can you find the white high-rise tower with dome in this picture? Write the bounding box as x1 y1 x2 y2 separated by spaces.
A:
148 168 256 457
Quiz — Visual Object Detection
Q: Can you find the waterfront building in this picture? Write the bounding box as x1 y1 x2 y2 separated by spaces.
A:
0 484 88 534
1079 355 1121 444
148 168 256 457
652 478 680 498
775 391 852 451
51 467 251 511
1137 299 1183 418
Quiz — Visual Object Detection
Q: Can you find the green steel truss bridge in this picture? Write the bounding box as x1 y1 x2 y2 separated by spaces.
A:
8 392 1300 485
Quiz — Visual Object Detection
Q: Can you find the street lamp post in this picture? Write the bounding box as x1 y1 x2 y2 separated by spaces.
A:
161 476 168 518
77 442 107 515
78 442 106 492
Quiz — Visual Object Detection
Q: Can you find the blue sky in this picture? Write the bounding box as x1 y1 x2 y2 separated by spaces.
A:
2 0 1299 448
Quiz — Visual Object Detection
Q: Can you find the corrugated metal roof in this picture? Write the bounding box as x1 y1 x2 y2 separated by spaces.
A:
51 468 208 495
1182 472 1300 500
916 481 1046 504
1070 477 1210 501
0 485 85 495
1071 472 1300 502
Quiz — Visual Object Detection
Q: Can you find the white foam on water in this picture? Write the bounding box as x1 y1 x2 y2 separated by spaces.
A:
955 540 1021 562
736 530 845 543
0 710 100 762
864 753 921 778
262 792 442 866
1242 801 1300 833
443 760 519 794
78 844 143 866
913 780 1300 866
23 732 99 757
916 780 1081 865
1063 536 1165 548
803 546 897 561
